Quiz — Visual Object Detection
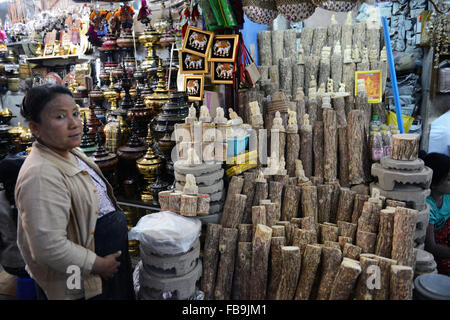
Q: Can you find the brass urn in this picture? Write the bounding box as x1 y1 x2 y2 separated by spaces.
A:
139 25 161 75
144 59 169 117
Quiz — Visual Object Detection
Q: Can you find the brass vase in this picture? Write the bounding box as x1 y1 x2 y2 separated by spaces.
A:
144 59 169 117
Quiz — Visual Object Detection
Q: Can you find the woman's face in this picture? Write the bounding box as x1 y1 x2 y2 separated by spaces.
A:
29 94 82 158
435 171 450 195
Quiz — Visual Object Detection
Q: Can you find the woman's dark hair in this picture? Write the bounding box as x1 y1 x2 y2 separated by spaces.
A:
20 84 73 123
424 152 450 187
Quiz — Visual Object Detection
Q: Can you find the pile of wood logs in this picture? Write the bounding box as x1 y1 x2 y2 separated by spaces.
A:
200 173 417 300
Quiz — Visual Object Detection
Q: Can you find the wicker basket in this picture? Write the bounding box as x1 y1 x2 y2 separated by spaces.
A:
276 0 316 22
243 0 279 25
313 0 358 12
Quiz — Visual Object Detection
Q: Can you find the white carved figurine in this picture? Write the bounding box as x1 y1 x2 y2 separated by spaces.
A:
334 41 342 56
352 45 360 62
255 169 266 183
278 156 287 175
344 45 352 63
272 111 285 131
287 110 298 132
186 104 197 124
345 11 352 26
183 174 199 195
199 105 211 122
265 151 279 175
295 159 309 182
327 78 334 93
186 147 201 166
317 82 326 96
302 113 310 128
295 87 304 101
331 14 337 25
214 107 227 124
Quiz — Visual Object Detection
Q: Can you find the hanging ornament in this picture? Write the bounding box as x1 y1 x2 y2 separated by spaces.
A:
242 0 279 25
276 0 316 22
312 0 358 13
137 0 152 25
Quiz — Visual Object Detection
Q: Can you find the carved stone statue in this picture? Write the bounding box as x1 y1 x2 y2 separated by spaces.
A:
185 105 197 124
255 169 267 183
295 87 305 101
199 105 211 122
287 110 298 133
250 101 264 128
333 41 342 56
345 11 352 26
327 78 334 93
295 159 309 183
214 107 227 124
317 82 326 96
352 45 360 62
333 82 349 98
331 14 337 25
183 174 199 195
302 113 310 127
278 156 287 175
186 147 201 166
272 111 285 131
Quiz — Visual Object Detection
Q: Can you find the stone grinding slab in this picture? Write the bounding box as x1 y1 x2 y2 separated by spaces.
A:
175 169 224 186
370 183 430 211
176 179 224 195
174 161 222 176
380 156 424 171
371 163 432 191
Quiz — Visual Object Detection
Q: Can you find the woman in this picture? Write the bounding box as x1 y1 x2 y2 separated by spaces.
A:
15 84 135 300
424 152 450 276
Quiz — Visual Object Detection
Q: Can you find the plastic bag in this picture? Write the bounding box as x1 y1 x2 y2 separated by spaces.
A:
386 110 414 133
128 211 201 256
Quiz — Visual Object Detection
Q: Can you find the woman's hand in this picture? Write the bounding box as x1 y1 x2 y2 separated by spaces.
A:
92 251 121 280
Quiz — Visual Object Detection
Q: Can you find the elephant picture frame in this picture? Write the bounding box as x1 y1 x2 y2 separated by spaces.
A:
182 26 214 58
179 51 209 74
211 61 234 84
184 75 205 101
209 34 239 62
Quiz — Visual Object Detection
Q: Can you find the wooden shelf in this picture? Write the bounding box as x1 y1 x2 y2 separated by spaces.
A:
26 54 92 67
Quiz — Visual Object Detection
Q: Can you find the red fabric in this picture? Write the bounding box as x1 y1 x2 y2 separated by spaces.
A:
434 218 450 276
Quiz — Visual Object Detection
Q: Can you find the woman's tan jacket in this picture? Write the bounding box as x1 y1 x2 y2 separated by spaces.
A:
15 141 120 300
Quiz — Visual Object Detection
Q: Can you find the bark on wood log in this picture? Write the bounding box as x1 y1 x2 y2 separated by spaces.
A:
341 25 352 52
223 176 244 214
197 194 211 214
271 30 284 66
279 58 293 96
301 216 318 243
319 60 331 91
180 195 198 216
201 224 222 300
307 97 318 125
250 224 273 300
301 186 318 223
312 28 328 57
357 60 370 72
355 88 371 138
252 206 267 236
238 224 254 243
242 171 257 223
336 188 356 222
353 22 366 54
389 265 414 300
293 64 305 100
286 222 297 246
337 220 358 241
347 110 366 185
323 108 338 183
317 247 343 300
385 200 406 208
271 225 286 238
375 208 395 258
328 23 342 49
325 180 341 224
263 202 278 227
269 181 284 222
158 191 171 211
300 126 313 178
357 201 380 234
273 174 290 185
331 54 343 93
274 246 302 300
317 184 333 223
214 228 238 300
342 63 356 112
362 255 398 300
292 228 315 256
313 121 324 179
281 185 302 222
221 194 247 228
391 134 420 161
337 127 350 187
305 56 320 98
267 237 286 299
168 191 182 214
352 194 370 224
232 242 252 300
392 207 417 267
294 244 322 300
320 224 339 243
310 176 323 186
287 133 300 177
354 255 378 300
343 243 362 261
356 230 377 254
301 27 314 56
253 181 269 207
338 236 353 250
324 241 342 250
329 258 362 300
258 31 272 66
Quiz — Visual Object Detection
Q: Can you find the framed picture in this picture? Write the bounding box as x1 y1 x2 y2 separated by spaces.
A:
182 26 214 58
209 34 239 62
43 44 55 56
179 51 209 74
211 61 234 84
184 75 205 101
355 70 382 103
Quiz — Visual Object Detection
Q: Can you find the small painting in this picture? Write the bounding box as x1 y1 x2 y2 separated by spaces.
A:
211 61 234 84
182 26 214 58
179 51 209 74
184 75 204 101
355 70 382 103
209 34 239 62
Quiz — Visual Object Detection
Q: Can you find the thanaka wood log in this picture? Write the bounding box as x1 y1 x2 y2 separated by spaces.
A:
252 206 267 236
375 208 395 258
333 97 347 128
352 194 370 224
309 176 324 186
242 171 258 223
223 176 244 214
262 202 278 227
313 121 324 179
281 185 302 222
337 220 358 241
291 217 302 228
214 228 238 300
323 108 338 183
271 225 286 238
274 246 302 300
392 207 417 267
273 174 290 186
267 237 286 299
317 184 333 223
391 134 420 161
339 236 353 250
301 216 318 243
385 200 406 208
301 186 318 223
357 201 380 234
338 127 350 187
354 255 378 300
294 244 322 300
389 265 414 300
347 110 366 185
307 97 318 126
316 247 343 300
336 187 356 222
250 224 273 300
319 224 339 243
231 242 252 300
325 180 341 224
292 228 315 256
300 126 313 178
363 255 398 300
356 230 377 254
180 195 197 217
201 224 222 300
269 181 284 222
324 241 342 250
253 181 269 207
221 194 247 228
287 132 300 177
286 222 297 246
238 224 254 243
343 243 362 261
329 258 362 300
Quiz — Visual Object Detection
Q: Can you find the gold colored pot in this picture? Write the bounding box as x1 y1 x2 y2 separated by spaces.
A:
8 77 19 92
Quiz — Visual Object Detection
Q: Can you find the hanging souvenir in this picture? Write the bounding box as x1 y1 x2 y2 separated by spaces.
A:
242 0 279 25
276 0 316 22
137 0 152 25
237 34 260 88
312 0 358 12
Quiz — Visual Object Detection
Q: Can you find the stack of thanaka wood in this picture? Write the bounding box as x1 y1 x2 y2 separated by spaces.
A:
200 168 418 300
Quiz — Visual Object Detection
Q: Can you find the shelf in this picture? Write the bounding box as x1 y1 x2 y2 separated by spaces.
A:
26 54 92 67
